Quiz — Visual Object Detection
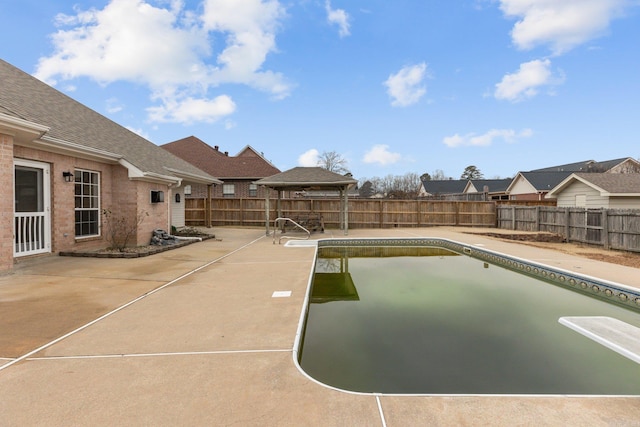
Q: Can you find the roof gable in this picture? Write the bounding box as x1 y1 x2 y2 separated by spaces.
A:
466 178 512 193
161 137 280 179
506 171 573 193
547 173 640 197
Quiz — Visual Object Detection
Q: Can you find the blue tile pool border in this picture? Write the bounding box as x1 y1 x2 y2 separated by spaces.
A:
316 238 640 312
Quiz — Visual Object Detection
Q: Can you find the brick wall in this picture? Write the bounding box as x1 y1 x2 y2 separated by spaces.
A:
11 145 171 260
187 179 269 199
136 180 169 246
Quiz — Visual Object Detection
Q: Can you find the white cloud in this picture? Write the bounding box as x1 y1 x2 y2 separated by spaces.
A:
443 128 533 148
33 0 291 125
499 0 631 55
298 149 320 166
146 95 236 123
224 119 237 130
384 63 428 107
325 1 351 38
494 59 562 102
106 97 123 114
363 144 401 165
125 126 150 140
201 0 291 99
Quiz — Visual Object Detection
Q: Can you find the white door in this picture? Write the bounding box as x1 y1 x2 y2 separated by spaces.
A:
14 159 51 256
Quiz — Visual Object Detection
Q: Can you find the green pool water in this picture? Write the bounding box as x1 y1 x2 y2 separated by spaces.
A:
298 246 640 395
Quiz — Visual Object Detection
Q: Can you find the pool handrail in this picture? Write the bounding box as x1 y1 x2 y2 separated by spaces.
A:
273 217 311 244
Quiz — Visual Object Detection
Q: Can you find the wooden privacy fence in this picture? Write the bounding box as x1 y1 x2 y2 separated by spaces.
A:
185 198 497 229
497 205 640 252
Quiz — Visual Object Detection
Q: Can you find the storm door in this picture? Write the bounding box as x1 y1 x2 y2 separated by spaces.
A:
14 159 51 256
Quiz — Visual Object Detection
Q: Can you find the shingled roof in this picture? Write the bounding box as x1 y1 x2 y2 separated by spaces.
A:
513 171 574 192
530 158 637 173
255 167 357 189
161 136 280 179
0 59 219 185
466 178 513 193
547 173 640 197
421 179 468 196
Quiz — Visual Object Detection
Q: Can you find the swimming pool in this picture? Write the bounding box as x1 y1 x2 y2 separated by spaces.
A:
294 238 640 395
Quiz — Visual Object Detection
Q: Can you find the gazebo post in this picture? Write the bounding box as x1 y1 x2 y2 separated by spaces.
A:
253 167 357 238
264 186 270 236
343 184 349 235
206 184 212 228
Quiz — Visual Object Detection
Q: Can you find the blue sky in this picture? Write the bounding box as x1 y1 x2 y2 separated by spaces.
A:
1 0 639 181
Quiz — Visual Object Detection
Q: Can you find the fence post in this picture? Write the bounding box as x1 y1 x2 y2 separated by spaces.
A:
564 208 570 242
602 209 609 250
511 206 515 230
535 206 540 231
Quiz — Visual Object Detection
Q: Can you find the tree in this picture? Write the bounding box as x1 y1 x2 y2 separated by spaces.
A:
460 165 483 180
420 172 431 182
431 169 448 180
358 180 375 198
361 172 422 199
317 150 349 174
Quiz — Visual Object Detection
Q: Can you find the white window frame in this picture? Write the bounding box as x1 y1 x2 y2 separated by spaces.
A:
223 183 235 198
249 183 258 197
74 169 101 238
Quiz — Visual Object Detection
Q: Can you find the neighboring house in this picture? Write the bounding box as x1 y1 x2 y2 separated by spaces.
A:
545 173 640 209
464 179 512 200
1 59 220 273
419 179 468 198
161 136 280 199
505 171 573 201
530 157 640 174
508 158 640 201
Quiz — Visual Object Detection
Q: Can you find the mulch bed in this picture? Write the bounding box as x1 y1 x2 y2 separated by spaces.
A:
59 234 218 258
474 232 566 243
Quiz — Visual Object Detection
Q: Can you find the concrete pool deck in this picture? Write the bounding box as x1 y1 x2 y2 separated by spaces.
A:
1 226 639 426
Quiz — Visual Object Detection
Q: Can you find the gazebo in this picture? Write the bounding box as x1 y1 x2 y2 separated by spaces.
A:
254 167 358 235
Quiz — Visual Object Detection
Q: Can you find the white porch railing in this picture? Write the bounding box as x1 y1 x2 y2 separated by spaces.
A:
14 212 48 256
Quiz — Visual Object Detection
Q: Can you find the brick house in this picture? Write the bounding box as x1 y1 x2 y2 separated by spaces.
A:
0 60 220 273
161 136 280 199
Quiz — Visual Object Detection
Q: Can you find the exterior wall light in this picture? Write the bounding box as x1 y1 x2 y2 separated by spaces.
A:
63 171 74 182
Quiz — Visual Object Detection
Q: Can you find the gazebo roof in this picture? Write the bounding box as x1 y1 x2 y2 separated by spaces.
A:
254 167 357 189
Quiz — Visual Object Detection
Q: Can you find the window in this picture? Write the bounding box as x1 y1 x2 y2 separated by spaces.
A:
74 169 100 237
223 184 235 197
249 183 258 197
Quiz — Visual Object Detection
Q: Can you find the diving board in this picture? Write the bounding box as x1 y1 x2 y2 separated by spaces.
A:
559 316 640 364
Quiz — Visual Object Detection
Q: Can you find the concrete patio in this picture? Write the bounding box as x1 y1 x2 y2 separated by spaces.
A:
1 227 639 426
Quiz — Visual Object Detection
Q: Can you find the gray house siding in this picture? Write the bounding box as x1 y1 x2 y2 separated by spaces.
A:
555 181 609 208
609 197 640 209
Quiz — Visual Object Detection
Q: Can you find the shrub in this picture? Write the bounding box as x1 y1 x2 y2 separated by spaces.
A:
102 209 149 252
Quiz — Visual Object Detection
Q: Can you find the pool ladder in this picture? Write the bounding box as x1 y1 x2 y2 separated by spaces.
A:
273 217 311 244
